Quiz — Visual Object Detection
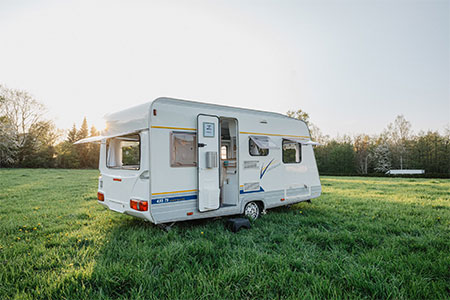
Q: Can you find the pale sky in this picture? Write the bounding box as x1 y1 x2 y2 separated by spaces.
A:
1 0 449 136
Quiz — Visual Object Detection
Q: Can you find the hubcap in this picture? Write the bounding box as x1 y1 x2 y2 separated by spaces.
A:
245 202 259 219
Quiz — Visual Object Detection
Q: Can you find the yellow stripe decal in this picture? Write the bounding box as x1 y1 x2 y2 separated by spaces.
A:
151 126 196 131
152 189 197 196
239 131 309 138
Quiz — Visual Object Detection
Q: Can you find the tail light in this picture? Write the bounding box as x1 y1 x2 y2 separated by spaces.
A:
97 192 104 201
130 199 148 211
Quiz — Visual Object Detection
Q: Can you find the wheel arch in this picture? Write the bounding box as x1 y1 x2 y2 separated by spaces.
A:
241 199 265 214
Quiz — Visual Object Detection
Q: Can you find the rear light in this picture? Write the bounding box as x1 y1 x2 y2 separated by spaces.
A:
97 192 104 201
130 199 148 211
130 199 138 210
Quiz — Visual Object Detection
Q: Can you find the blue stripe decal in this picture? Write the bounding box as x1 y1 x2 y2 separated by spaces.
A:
260 159 275 179
240 187 265 194
152 194 197 205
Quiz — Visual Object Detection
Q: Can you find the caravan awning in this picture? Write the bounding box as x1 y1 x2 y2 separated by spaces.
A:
74 130 143 144
74 136 106 144
284 137 321 146
249 135 278 149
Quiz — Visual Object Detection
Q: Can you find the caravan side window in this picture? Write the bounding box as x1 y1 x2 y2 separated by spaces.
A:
170 132 197 167
282 139 301 164
249 138 269 156
106 134 141 170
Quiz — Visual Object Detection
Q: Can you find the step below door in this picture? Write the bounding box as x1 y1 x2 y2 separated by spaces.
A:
197 114 220 212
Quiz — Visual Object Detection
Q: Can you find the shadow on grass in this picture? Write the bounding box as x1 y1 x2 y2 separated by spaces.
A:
52 199 450 299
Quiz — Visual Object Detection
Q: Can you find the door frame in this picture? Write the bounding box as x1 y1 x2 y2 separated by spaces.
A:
197 113 221 212
218 116 240 207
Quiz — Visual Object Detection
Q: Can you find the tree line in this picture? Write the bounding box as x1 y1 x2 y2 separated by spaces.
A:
1 85 449 176
288 109 450 176
0 85 99 169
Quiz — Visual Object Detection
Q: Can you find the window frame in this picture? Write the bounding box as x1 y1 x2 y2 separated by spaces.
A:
282 138 302 164
248 137 269 157
106 133 141 170
170 131 197 168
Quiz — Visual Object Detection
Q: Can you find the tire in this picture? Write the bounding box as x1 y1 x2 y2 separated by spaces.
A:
244 201 260 220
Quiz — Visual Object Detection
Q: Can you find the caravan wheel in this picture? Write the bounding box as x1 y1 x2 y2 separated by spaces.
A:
244 202 260 220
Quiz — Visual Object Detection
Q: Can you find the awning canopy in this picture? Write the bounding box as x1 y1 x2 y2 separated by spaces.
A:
74 130 143 144
249 135 278 149
284 137 321 146
74 136 105 144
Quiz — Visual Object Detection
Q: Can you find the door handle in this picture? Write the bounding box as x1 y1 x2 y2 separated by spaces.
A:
198 143 206 147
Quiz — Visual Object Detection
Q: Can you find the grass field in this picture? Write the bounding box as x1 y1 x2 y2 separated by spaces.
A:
0 169 449 299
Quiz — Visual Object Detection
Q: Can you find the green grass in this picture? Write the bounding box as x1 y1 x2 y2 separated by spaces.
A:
0 169 449 299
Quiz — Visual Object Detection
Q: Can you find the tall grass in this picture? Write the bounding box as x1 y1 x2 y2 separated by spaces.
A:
0 169 448 299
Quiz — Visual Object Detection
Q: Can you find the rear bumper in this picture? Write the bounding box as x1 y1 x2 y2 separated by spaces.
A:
98 199 153 222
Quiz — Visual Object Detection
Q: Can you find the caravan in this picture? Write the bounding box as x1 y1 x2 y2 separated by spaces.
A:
76 98 321 224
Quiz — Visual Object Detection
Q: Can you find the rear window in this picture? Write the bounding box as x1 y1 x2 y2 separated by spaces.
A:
106 134 140 170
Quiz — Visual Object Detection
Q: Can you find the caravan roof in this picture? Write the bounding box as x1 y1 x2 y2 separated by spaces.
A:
102 97 309 138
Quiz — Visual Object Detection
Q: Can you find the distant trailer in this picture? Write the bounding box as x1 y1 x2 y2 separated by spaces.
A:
386 170 425 175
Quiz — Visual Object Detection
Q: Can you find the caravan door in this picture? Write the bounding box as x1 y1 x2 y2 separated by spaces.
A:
197 114 220 212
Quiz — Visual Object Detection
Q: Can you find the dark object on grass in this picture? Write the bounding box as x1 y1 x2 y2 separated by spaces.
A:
226 218 251 233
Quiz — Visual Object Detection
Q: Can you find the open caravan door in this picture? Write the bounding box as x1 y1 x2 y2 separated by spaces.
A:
197 115 220 212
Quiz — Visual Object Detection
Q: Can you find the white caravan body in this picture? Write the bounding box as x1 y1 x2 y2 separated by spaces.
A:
77 98 321 224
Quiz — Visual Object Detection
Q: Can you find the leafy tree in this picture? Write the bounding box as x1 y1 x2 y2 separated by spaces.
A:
287 109 310 125
373 143 392 173
56 118 100 169
309 124 329 144
353 134 372 174
77 118 89 141
19 120 60 168
0 84 59 167
0 116 18 166
87 125 100 168
383 115 412 169
67 124 78 144
408 131 450 174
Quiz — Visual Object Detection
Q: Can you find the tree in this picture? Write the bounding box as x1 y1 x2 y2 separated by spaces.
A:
0 84 59 167
287 109 310 125
309 124 329 144
87 125 100 168
0 84 46 145
75 117 90 168
67 124 78 144
56 118 100 169
0 116 18 166
77 117 89 141
90 126 99 137
373 143 391 173
353 134 372 174
408 131 450 174
383 115 412 169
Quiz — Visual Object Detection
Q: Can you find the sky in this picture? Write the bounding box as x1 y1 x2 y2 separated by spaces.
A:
0 0 449 137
